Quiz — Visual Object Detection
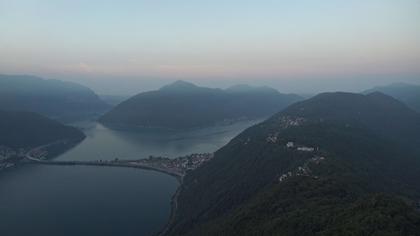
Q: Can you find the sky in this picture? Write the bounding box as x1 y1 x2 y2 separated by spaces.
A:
1 0 419 95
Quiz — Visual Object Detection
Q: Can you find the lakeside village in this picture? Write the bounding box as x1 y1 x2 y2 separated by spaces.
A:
267 131 420 211
123 153 214 176
0 145 30 170
1 142 214 176
264 133 326 183
279 140 325 182
1 140 72 171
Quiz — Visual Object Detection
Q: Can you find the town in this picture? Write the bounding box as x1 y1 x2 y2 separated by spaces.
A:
119 153 215 177
0 145 27 170
278 156 326 183
21 148 214 180
2 142 215 178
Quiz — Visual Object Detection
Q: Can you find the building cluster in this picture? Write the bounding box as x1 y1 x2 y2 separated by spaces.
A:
0 146 16 160
285 141 316 152
297 146 315 152
264 134 316 153
279 171 293 182
138 153 215 175
0 146 27 159
0 146 30 171
266 134 279 143
180 153 214 170
1 145 52 171
311 156 325 164
278 155 326 183
276 116 306 129
27 148 49 160
0 162 15 170
279 165 311 182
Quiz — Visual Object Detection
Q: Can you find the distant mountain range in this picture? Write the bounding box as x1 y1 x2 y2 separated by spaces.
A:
363 83 420 113
99 94 130 106
165 92 420 235
99 81 302 129
0 74 110 122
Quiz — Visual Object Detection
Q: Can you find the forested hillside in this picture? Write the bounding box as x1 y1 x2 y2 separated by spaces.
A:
165 92 420 236
0 74 110 122
100 81 302 129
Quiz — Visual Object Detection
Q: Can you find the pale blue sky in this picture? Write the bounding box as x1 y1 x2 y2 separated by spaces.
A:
1 0 419 94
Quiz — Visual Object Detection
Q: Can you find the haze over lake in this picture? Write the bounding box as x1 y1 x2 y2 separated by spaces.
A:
1 0 419 234
0 121 257 236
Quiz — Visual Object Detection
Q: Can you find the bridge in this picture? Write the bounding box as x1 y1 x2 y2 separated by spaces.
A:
24 143 212 183
24 154 184 180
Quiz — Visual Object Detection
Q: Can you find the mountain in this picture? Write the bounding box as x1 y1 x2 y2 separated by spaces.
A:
225 84 278 94
281 92 420 148
164 92 420 235
99 94 130 106
160 80 202 92
99 81 302 129
363 83 420 113
0 110 85 149
0 74 110 122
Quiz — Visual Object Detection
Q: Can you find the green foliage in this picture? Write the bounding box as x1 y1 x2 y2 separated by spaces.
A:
274 92 420 149
364 83 420 113
197 179 420 236
0 74 110 122
0 110 85 149
165 92 420 236
99 81 302 129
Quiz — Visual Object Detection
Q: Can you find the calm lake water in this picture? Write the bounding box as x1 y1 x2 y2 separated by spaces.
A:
0 120 258 236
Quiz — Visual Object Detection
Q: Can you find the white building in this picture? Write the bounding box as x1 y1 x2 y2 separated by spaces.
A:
297 146 314 152
279 174 288 182
286 142 294 148
266 135 278 143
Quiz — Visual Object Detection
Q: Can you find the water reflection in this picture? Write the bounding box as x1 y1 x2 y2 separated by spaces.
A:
0 120 258 236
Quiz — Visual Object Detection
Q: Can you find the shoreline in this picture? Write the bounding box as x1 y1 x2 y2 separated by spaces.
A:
24 156 185 236
99 117 264 133
0 138 84 172
157 176 183 236
13 138 211 236
24 157 185 180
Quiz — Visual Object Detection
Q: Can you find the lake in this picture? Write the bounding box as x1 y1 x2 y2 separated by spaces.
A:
0 120 258 236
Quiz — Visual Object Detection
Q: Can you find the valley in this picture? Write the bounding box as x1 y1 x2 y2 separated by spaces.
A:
1 75 419 236
2 2 420 234
0 121 255 236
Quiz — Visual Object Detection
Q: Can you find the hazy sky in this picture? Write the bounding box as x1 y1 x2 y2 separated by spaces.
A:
1 0 419 94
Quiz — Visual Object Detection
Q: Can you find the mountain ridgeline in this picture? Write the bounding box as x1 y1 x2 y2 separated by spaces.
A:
165 92 420 236
364 83 420 113
0 74 110 122
99 81 302 129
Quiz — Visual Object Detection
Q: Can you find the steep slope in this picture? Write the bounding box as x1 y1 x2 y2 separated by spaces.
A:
0 110 85 168
165 92 420 236
0 74 110 122
99 94 130 106
281 92 420 148
364 83 420 113
99 81 302 129
0 110 85 149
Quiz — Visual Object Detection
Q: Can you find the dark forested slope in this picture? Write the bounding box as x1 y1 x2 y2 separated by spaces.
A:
0 110 85 149
364 83 420 113
99 81 302 129
165 92 420 236
0 74 110 122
